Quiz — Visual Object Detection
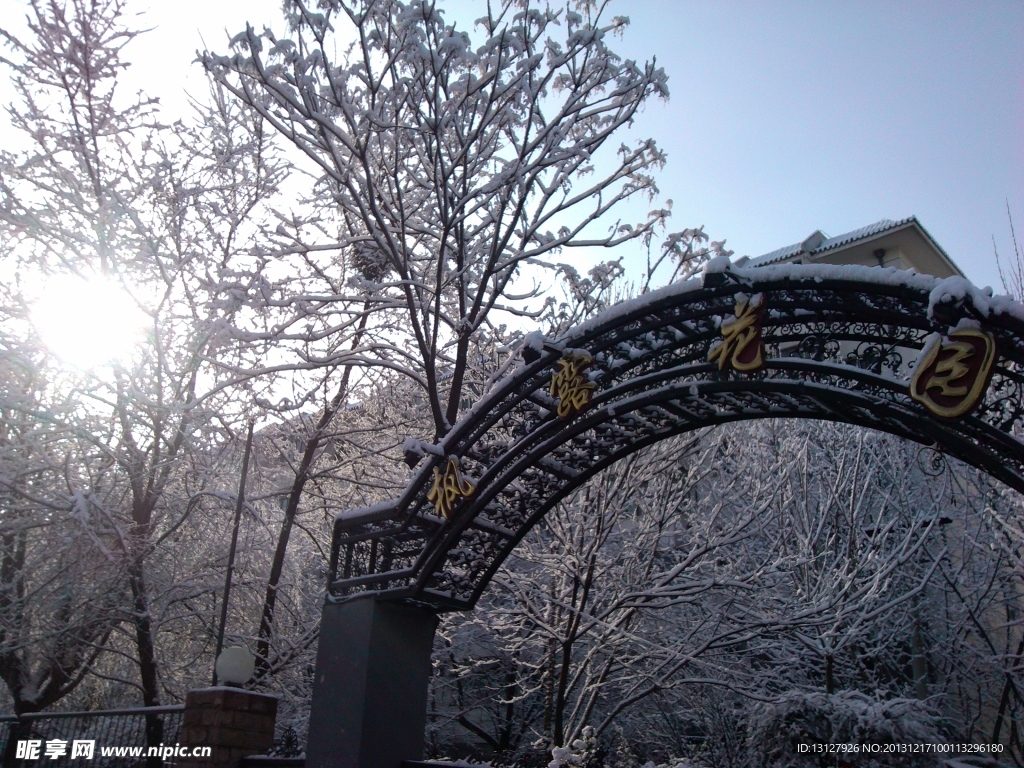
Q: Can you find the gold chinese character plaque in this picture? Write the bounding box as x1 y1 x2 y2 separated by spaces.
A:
910 327 996 419
427 457 476 520
550 352 596 418
708 294 766 372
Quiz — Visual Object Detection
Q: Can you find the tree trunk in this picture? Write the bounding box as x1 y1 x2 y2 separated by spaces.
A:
255 314 368 677
911 616 928 700
553 555 596 747
128 555 163 768
553 638 573 748
542 576 559 740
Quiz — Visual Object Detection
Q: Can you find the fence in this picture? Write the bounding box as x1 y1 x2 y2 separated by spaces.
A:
0 705 184 768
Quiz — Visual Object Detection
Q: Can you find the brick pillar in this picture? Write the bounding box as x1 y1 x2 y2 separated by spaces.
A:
178 687 278 768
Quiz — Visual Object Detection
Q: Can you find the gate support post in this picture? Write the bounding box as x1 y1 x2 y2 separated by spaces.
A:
306 597 439 768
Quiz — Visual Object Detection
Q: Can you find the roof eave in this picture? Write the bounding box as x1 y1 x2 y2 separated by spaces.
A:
808 217 964 278
907 218 965 278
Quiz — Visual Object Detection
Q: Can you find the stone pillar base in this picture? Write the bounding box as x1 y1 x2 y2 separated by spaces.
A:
305 598 439 768
179 687 278 768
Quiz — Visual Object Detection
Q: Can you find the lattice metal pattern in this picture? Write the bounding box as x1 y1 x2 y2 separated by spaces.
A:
329 265 1024 610
0 707 184 767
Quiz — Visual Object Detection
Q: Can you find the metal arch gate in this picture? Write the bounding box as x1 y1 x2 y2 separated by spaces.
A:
305 263 1024 768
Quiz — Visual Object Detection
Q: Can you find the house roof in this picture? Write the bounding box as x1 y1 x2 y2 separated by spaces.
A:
742 216 955 270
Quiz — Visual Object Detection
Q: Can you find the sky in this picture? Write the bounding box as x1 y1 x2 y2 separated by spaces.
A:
1 0 1021 289
615 1 1024 290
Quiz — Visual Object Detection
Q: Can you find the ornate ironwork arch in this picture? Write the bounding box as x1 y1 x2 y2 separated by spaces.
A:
328 263 1024 611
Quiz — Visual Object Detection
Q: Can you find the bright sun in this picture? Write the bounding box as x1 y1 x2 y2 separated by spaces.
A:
31 274 148 369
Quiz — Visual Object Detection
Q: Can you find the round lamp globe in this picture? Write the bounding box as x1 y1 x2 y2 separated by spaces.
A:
215 646 255 686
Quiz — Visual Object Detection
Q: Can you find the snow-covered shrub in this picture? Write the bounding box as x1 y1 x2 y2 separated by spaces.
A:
638 759 709 768
549 726 599 768
747 690 944 767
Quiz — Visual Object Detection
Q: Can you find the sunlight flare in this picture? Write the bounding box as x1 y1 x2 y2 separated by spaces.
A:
30 274 148 369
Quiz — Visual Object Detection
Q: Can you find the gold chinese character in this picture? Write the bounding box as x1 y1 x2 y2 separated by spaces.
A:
708 295 766 372
910 327 996 419
550 352 596 418
426 457 476 520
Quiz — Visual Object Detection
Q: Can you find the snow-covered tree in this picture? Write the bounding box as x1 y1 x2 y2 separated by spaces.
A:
202 0 701 440
199 0 725 675
426 420 987 765
0 350 123 717
0 0 284 730
4 5 1024 768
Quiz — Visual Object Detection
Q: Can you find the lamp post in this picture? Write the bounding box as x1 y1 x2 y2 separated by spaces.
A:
213 421 254 685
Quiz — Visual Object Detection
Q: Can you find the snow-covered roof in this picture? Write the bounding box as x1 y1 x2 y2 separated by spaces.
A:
744 217 923 268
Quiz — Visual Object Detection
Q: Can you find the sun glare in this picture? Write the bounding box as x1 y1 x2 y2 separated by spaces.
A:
31 274 148 369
